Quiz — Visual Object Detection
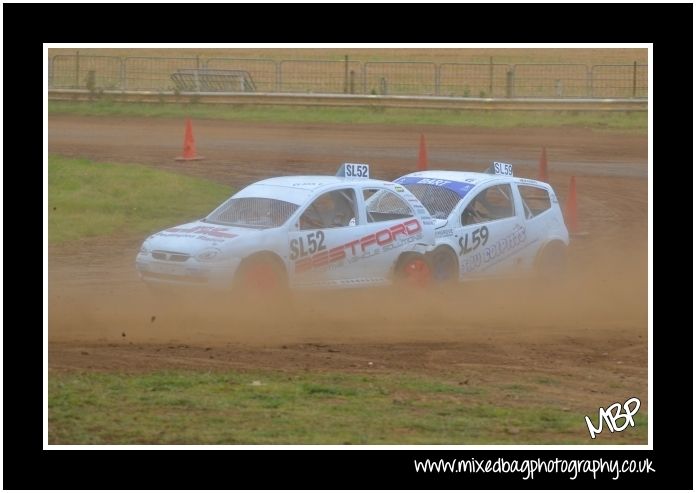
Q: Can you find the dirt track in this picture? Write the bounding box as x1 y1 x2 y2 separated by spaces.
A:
48 115 648 419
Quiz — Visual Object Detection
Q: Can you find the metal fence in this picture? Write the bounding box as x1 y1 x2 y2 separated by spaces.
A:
124 57 200 91
364 62 437 95
591 63 648 98
206 58 278 92
52 55 123 90
48 54 648 99
279 59 362 94
512 64 590 98
438 63 510 98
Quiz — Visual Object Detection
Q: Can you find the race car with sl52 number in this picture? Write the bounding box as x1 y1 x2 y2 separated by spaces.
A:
136 164 437 291
394 162 569 282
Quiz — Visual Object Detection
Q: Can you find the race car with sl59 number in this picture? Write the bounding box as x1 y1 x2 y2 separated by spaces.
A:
136 164 437 292
394 162 569 282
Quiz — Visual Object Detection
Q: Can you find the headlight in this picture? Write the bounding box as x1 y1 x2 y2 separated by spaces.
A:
196 248 221 262
139 244 151 255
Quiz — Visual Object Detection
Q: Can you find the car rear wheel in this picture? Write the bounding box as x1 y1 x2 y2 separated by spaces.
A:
535 242 567 281
428 246 459 283
394 253 431 288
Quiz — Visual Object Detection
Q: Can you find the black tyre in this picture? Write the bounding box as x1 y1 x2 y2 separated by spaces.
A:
535 242 567 281
428 246 459 283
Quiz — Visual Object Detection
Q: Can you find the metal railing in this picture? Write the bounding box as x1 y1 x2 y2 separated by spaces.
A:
48 53 649 99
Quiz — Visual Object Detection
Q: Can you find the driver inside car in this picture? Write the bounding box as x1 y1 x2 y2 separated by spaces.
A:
462 197 491 225
300 192 352 229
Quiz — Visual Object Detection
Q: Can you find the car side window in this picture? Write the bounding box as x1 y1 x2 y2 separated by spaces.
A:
363 189 414 223
299 189 357 230
518 185 552 219
461 184 515 226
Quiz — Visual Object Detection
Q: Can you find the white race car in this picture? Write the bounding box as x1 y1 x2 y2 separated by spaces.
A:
394 162 569 282
136 164 436 291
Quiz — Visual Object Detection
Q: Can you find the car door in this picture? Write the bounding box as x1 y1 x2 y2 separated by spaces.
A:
454 182 527 279
515 183 561 272
287 187 371 287
353 186 425 283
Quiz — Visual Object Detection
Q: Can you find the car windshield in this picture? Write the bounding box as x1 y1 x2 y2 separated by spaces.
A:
204 197 299 229
400 183 463 219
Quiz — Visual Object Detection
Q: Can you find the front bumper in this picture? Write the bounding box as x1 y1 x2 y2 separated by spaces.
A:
135 253 242 289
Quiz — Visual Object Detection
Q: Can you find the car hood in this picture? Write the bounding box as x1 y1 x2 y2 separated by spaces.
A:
145 221 255 253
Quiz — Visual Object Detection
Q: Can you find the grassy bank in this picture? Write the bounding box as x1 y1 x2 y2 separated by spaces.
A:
48 101 647 131
48 369 647 444
48 155 232 243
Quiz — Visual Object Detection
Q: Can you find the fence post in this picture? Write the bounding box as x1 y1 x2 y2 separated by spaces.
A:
632 61 637 98
344 55 349 94
48 56 54 88
276 61 282 92
505 66 514 98
75 50 80 89
489 57 493 96
435 64 440 96
195 55 201 92
86 70 96 94
349 70 355 94
120 57 126 90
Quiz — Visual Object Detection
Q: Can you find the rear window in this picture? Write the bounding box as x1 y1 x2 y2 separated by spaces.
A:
400 183 462 219
518 185 552 219
205 197 299 229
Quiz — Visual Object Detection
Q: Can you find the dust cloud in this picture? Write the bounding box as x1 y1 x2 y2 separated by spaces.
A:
48 235 647 350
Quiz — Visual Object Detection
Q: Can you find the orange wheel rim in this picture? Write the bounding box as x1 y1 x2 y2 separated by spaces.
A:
403 259 431 288
245 264 279 291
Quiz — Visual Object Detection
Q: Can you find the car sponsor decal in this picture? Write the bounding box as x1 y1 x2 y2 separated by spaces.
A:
295 218 423 274
395 176 475 198
460 224 528 273
159 225 238 240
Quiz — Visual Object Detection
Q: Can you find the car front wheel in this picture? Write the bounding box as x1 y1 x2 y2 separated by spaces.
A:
235 254 288 296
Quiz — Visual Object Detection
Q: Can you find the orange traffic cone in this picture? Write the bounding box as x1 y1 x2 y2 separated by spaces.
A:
538 146 549 182
417 134 428 171
175 118 204 161
565 176 579 235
